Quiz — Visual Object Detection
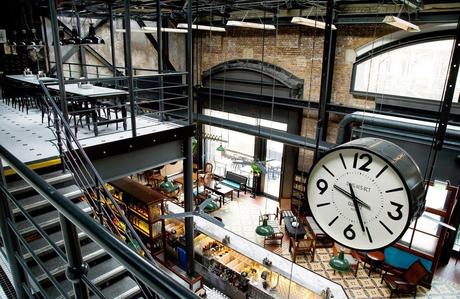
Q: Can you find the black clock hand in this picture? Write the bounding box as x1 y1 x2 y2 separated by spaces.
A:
349 183 365 232
333 184 371 209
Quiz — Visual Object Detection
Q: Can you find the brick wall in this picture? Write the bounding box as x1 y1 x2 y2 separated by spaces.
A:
195 24 396 169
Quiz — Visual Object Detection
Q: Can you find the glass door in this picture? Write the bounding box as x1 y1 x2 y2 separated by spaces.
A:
263 140 284 198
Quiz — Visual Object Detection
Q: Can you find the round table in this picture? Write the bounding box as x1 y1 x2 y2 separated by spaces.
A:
366 251 385 276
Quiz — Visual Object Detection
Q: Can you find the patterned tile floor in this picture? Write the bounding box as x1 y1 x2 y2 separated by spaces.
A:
211 194 460 299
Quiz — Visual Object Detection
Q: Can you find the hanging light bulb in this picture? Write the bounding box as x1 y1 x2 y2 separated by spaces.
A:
8 30 18 46
19 29 28 46
30 29 43 46
81 23 105 44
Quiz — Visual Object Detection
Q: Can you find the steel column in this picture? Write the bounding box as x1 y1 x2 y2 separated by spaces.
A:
0 161 25 299
314 0 335 161
76 14 87 77
60 216 89 299
124 0 137 137
157 0 165 121
109 2 117 77
184 0 195 277
183 137 195 276
48 0 68 120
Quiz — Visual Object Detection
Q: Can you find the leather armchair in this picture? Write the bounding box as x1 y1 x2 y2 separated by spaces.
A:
382 259 428 298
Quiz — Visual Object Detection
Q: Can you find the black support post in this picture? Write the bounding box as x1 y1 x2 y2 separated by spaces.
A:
184 0 195 277
109 2 117 77
124 0 137 137
314 0 335 161
0 161 25 299
76 14 87 77
48 0 68 120
157 0 165 121
60 216 89 299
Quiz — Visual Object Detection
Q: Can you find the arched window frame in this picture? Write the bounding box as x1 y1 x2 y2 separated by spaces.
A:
350 28 460 115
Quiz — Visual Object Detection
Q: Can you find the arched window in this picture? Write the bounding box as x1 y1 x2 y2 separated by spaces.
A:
351 28 460 113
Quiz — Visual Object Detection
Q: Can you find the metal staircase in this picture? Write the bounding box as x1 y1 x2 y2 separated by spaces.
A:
0 82 196 298
3 168 144 299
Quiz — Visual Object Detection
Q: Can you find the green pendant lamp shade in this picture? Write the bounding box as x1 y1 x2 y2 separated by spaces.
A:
329 251 351 272
159 176 177 193
255 219 274 236
216 144 225 152
203 199 219 213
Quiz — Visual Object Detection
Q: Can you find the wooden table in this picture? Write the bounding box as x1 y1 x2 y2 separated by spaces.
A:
48 83 129 136
284 216 307 239
204 180 234 207
366 251 385 276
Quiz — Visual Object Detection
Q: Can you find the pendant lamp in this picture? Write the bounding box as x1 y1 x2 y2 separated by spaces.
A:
255 218 274 236
81 23 105 44
66 26 81 44
203 199 219 213
329 251 351 272
216 144 225 152
159 176 177 193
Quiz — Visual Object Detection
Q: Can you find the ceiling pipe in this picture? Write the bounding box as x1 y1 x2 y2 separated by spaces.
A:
336 112 460 145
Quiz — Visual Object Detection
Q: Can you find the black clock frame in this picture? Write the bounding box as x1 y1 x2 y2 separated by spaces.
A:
306 137 425 251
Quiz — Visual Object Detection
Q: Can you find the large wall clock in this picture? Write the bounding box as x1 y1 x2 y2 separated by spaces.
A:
307 138 425 251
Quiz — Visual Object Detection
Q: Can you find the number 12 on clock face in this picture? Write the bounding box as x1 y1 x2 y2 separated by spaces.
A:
307 147 411 251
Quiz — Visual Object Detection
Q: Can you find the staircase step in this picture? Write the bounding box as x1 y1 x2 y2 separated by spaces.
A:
16 201 91 236
90 276 141 299
12 185 83 216
30 241 106 284
7 171 74 196
45 257 127 298
24 230 88 262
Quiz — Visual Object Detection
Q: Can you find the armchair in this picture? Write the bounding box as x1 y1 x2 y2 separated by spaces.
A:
289 236 316 262
382 260 428 298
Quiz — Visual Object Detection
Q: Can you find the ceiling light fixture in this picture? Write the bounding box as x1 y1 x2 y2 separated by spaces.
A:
382 16 420 32
177 23 226 32
115 27 188 34
291 17 336 30
81 23 105 44
226 20 275 30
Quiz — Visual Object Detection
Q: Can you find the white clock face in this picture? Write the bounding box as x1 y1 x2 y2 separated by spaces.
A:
307 147 410 251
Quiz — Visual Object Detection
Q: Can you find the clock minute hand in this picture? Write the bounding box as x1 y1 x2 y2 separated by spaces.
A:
349 183 365 232
333 184 371 210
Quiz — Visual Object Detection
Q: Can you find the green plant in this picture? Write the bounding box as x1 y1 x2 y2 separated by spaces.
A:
192 137 198 154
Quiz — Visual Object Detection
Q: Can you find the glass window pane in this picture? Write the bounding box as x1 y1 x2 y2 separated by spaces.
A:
410 231 438 256
353 39 458 102
425 186 449 211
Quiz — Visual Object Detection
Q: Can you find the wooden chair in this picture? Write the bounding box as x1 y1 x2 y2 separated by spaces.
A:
382 260 428 298
332 243 362 276
289 236 316 262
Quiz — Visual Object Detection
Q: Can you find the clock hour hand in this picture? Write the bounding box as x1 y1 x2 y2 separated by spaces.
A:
349 183 365 232
333 184 371 209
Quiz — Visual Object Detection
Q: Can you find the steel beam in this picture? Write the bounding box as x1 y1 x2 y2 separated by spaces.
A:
136 19 176 71
124 0 137 137
314 0 335 161
157 0 165 121
49 0 68 120
184 0 195 277
109 2 117 77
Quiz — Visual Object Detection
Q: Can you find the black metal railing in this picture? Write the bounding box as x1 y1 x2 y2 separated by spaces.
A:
0 144 197 299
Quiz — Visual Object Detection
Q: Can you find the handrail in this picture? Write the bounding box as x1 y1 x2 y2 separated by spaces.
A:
39 80 155 263
0 144 197 299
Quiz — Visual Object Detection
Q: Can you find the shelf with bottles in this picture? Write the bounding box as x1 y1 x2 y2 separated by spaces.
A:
108 177 167 253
